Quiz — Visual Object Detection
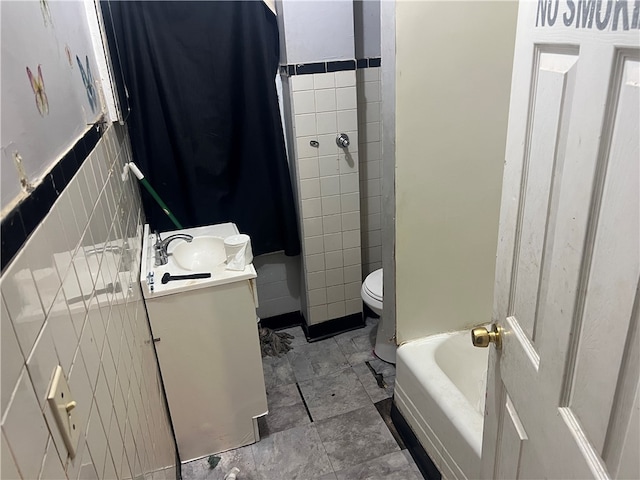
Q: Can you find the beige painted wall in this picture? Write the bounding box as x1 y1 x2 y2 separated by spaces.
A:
395 1 518 343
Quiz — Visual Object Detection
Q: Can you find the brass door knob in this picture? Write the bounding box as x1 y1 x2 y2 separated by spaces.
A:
471 324 502 349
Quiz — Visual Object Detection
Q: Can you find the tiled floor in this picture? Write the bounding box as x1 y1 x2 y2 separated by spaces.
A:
182 318 423 480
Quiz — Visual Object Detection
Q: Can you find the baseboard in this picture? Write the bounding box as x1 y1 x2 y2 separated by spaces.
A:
259 311 305 330
302 312 365 342
259 310 366 342
391 400 442 480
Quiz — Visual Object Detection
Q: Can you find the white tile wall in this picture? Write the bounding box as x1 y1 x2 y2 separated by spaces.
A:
288 70 363 325
253 253 302 320
357 67 383 277
0 124 176 480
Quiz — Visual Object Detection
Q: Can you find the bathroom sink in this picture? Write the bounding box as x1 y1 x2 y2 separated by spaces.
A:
170 236 226 272
140 223 257 297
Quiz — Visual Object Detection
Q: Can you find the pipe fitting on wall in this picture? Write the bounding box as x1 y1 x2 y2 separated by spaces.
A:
336 133 350 148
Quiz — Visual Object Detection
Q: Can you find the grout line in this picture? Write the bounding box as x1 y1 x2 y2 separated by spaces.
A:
295 382 314 423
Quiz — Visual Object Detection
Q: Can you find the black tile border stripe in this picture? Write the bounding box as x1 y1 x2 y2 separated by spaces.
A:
260 309 366 343
280 57 381 76
1 121 104 273
259 310 304 330
296 62 326 75
303 311 365 342
327 60 356 72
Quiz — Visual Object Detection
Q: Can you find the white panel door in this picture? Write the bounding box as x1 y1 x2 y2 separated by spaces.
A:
481 0 639 478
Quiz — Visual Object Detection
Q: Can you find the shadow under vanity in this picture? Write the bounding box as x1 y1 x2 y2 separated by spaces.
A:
139 223 267 463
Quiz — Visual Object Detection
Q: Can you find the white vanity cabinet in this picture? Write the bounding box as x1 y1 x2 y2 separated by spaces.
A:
140 224 267 462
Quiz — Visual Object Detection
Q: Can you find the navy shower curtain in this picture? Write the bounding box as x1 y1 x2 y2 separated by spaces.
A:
102 1 300 256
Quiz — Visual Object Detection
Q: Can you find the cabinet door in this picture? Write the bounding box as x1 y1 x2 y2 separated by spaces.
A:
146 280 267 461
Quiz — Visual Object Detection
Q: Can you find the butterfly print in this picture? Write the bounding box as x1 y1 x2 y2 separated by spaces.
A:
26 65 49 116
76 55 97 113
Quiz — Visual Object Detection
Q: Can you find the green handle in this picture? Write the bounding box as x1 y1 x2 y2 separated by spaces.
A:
139 178 183 229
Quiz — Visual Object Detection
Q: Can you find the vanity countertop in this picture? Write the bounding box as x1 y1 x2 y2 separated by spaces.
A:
140 223 257 299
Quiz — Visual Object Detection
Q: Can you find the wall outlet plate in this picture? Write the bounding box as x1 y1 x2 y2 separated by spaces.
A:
47 365 80 458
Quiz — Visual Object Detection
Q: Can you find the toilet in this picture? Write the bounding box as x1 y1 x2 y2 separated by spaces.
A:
361 268 396 364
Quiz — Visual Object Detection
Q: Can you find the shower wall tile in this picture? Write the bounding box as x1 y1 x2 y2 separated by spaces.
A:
357 67 383 277
297 136 319 159
335 70 356 88
305 236 324 256
324 233 343 252
336 87 358 110
326 268 344 287
293 91 316 114
291 74 314 91
288 69 363 326
295 114 317 137
328 301 346 319
327 285 345 303
314 73 336 89
307 254 326 273
344 265 362 284
317 113 337 135
325 251 343 270
315 90 337 112
0 124 176 480
300 178 321 200
304 217 324 237
299 158 320 179
302 198 323 219
337 109 358 132
319 157 339 177
321 177 341 197
307 272 326 291
309 305 328 324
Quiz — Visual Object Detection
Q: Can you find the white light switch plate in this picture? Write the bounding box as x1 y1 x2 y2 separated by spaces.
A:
47 365 80 458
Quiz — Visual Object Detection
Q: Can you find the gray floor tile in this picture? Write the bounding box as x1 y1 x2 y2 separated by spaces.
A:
187 320 411 480
315 404 400 472
251 424 333 480
314 473 339 480
298 367 372 421
368 358 396 379
374 398 406 450
340 317 380 339
262 354 296 389
334 319 380 365
287 338 349 382
181 445 259 480
259 383 311 436
335 334 376 365
279 326 308 347
352 361 395 403
333 450 423 480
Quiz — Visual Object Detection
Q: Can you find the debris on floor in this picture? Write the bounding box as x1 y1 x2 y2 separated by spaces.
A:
259 327 294 357
365 360 387 389
224 467 240 480
207 455 220 470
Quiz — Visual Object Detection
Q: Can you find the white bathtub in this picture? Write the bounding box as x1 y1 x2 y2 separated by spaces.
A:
395 331 489 479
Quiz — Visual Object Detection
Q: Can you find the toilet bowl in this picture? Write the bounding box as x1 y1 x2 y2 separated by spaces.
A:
361 268 396 364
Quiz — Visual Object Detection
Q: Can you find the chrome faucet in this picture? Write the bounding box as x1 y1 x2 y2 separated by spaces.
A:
154 232 193 266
